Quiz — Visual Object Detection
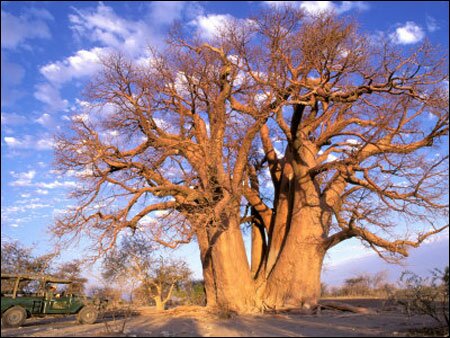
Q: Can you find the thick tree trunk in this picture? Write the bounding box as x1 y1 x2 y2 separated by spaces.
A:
263 183 326 309
197 213 260 313
265 151 294 275
196 227 218 308
209 214 260 312
154 296 165 311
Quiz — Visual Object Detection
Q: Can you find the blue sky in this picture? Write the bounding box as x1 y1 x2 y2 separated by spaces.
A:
1 1 449 283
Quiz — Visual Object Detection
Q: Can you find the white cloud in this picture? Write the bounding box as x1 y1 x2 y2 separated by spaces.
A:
35 113 57 129
34 83 68 111
390 22 425 45
1 112 28 126
8 168 77 189
2 203 51 213
1 8 53 49
345 139 361 146
34 2 160 114
40 48 104 86
263 1 368 14
35 180 77 189
326 154 339 162
190 14 234 40
299 1 335 14
147 1 188 26
263 1 296 9
9 170 36 187
4 134 54 151
426 15 439 33
35 189 49 195
335 1 369 14
69 3 153 56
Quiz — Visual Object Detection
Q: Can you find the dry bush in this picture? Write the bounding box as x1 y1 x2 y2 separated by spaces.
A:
102 304 134 335
393 267 449 330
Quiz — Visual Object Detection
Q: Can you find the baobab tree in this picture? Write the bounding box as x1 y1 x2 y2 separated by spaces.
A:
54 9 449 312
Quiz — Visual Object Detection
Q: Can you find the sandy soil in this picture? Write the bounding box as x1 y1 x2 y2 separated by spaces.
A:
1 299 441 337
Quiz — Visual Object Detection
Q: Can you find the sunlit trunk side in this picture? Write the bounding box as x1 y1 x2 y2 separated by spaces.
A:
207 210 260 312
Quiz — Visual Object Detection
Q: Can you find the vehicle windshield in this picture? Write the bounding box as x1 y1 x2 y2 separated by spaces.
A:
1 275 85 298
1 277 43 297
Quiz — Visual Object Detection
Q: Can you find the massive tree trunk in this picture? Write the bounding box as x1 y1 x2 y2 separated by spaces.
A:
265 150 295 275
262 207 326 309
262 172 327 309
197 211 260 312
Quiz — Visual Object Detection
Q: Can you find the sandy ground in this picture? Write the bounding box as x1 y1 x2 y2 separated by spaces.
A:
1 299 442 337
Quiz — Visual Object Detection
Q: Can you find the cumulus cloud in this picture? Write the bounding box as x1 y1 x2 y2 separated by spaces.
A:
299 1 335 14
190 13 257 41
390 21 425 45
40 48 104 86
69 3 153 56
1 8 53 49
34 2 162 113
263 1 369 14
4 134 54 151
190 14 235 40
9 170 36 187
34 83 68 112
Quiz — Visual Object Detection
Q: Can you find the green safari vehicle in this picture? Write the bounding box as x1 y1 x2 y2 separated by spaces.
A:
1 273 105 328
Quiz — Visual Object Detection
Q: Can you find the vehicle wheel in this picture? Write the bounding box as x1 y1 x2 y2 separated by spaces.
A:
2 306 27 328
77 306 98 324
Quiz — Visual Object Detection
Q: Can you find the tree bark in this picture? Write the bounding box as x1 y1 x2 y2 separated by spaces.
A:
196 227 218 308
250 221 266 278
263 181 326 309
207 213 260 312
265 151 294 275
154 296 165 311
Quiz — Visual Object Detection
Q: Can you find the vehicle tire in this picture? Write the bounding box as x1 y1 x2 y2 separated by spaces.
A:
2 306 27 328
77 306 98 324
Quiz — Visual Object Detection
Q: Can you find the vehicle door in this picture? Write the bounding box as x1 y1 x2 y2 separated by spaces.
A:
43 292 73 314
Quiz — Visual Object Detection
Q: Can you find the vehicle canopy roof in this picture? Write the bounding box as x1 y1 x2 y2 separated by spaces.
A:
1 273 86 284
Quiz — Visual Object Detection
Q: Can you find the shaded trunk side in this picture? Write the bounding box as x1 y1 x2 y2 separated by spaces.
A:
250 220 267 278
196 226 218 308
265 150 294 276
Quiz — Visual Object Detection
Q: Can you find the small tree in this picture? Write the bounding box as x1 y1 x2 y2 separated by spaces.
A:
1 241 57 275
102 233 191 311
343 275 371 296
